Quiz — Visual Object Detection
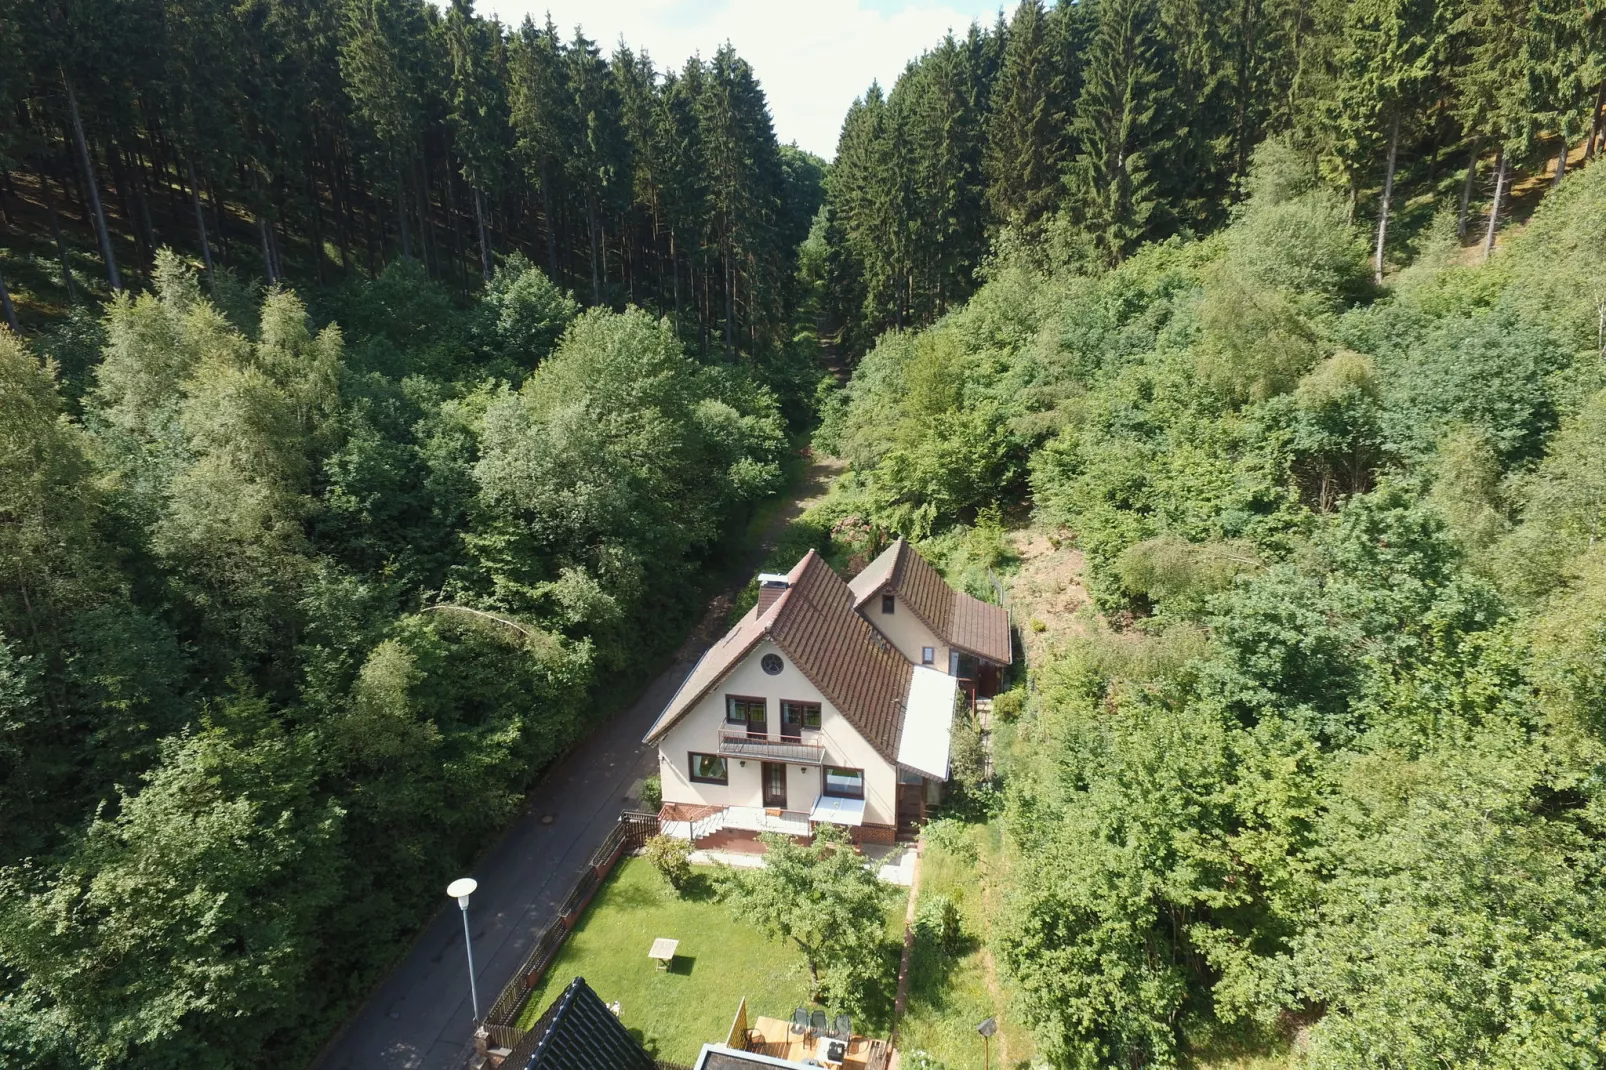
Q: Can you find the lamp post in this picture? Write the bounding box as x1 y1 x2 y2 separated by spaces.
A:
976 1017 997 1070
448 877 480 1021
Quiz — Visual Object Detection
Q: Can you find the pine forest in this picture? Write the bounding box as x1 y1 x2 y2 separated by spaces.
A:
1 1 1605 1068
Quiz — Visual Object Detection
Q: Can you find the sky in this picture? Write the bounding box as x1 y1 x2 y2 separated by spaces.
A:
468 0 1007 159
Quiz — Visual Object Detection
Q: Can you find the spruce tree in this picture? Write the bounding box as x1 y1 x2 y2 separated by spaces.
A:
985 0 1072 229
1070 0 1171 266
444 0 508 280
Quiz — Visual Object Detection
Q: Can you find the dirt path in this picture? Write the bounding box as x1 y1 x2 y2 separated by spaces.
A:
676 450 846 658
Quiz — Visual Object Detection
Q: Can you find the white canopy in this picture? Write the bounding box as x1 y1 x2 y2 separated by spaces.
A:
810 795 866 826
897 666 956 781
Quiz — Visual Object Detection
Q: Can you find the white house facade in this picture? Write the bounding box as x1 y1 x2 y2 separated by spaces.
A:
645 540 1011 846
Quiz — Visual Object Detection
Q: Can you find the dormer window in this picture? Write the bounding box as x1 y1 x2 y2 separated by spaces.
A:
881 592 895 614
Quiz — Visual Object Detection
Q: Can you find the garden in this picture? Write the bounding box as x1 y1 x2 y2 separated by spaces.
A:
514 856 813 1063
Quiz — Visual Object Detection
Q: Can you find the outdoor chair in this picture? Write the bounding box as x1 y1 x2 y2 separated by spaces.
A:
834 1014 852 1040
810 1009 828 1038
790 1008 809 1036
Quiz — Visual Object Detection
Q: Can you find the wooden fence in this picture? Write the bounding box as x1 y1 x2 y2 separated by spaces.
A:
478 810 660 1059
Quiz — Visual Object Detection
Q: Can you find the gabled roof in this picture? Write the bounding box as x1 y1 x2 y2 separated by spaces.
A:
645 551 915 761
849 538 1013 665
523 977 654 1070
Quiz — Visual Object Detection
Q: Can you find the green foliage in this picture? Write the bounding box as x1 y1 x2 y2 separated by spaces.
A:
639 774 663 813
0 251 789 1067
913 892 962 954
473 253 579 375
718 825 894 1015
642 834 692 892
823 100 1606 1070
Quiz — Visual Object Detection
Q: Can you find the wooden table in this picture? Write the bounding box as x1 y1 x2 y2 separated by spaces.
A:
648 937 679 970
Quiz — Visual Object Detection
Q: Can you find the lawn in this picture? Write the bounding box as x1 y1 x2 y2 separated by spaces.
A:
515 857 814 1064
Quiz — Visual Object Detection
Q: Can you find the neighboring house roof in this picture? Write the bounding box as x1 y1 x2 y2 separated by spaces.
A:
645 550 914 762
523 977 655 1070
849 538 1013 665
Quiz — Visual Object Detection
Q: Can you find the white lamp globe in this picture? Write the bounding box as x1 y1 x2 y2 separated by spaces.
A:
447 877 477 908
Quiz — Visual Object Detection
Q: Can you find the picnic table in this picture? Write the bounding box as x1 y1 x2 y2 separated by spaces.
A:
648 937 679 970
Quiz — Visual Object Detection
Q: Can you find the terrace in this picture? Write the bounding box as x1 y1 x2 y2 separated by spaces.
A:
712 1000 893 1069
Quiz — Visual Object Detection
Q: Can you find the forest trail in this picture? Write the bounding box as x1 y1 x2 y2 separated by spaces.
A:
312 446 843 1070
676 449 846 657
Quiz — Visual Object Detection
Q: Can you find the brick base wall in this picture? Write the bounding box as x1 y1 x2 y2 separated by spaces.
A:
659 802 723 823
849 823 897 846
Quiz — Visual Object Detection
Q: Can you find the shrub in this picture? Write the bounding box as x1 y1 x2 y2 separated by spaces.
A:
639 774 662 813
643 834 692 892
921 817 977 862
914 892 962 954
991 689 1024 721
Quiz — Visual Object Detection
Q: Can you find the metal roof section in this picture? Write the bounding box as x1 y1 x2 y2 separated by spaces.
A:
896 666 956 781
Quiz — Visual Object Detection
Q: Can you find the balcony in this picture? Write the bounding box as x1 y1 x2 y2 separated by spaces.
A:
717 726 825 765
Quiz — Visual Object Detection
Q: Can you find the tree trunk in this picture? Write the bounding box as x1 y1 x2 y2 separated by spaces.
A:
1457 137 1482 239
0 267 18 332
106 144 142 267
258 212 276 283
1482 146 1506 262
539 160 558 277
308 167 326 286
723 249 735 361
397 182 412 261
1586 80 1606 161
1373 112 1400 285
474 186 492 281
670 228 681 338
587 194 602 304
187 158 214 284
46 194 78 304
130 145 157 264
62 72 120 292
1551 140 1568 188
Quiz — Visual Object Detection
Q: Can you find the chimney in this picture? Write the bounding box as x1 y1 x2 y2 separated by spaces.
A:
756 573 790 614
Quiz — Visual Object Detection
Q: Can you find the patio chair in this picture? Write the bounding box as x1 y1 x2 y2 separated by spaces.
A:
790 1008 809 1036
834 1014 852 1040
810 1009 828 1038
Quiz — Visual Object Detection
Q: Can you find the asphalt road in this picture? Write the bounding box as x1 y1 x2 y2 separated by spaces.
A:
309 647 703 1070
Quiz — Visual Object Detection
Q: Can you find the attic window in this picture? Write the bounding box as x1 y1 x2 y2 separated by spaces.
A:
922 646 935 665
761 653 783 675
881 593 895 614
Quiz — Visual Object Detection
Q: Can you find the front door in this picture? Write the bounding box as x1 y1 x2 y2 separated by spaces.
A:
762 762 788 809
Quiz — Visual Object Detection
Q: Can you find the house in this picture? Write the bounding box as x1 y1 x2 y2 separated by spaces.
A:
645 538 1011 845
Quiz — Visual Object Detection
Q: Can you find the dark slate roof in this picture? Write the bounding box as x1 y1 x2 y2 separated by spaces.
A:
644 551 916 763
849 539 1012 665
524 977 655 1070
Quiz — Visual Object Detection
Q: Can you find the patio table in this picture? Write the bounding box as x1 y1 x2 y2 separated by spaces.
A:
648 937 679 970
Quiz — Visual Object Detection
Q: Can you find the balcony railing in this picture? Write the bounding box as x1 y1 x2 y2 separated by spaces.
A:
717 727 825 765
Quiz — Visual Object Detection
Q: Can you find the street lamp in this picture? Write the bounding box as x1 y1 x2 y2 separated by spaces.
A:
976 1017 997 1070
447 877 480 1021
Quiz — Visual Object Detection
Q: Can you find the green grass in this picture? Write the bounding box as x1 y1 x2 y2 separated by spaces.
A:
897 820 1035 1069
515 858 813 1064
